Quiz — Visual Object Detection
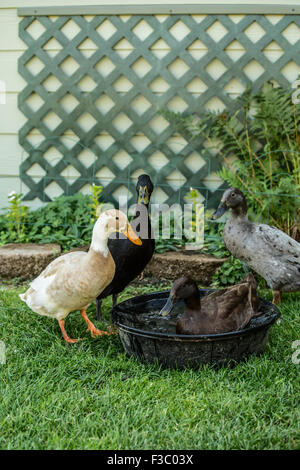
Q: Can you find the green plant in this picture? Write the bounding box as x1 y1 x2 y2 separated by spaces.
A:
153 208 186 254
184 187 205 247
154 237 185 253
152 190 229 257
211 256 248 287
89 184 104 223
0 184 108 250
202 221 228 259
5 191 29 242
24 193 94 249
163 83 300 239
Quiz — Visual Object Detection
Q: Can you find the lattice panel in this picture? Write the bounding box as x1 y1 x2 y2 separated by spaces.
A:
18 13 300 206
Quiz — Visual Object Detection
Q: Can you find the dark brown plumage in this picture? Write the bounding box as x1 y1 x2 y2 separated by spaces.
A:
159 273 261 335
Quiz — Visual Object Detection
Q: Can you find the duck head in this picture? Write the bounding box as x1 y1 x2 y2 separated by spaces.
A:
136 174 154 206
159 276 200 316
91 209 142 255
213 188 248 219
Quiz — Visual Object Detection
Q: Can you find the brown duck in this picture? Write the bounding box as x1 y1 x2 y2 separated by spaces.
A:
159 273 260 335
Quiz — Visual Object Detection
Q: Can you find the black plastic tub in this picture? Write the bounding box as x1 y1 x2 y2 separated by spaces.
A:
111 289 280 369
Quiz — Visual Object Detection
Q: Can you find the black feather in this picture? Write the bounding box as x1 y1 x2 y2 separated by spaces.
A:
96 175 155 319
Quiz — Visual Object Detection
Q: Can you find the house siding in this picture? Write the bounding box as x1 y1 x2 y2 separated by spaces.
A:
0 2 299 209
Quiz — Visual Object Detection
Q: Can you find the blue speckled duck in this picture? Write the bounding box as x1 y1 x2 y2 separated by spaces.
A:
213 187 300 303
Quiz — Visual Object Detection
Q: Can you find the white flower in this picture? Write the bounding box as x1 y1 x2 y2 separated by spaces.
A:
8 191 18 201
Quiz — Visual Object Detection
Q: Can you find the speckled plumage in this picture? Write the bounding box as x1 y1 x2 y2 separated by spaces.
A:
215 188 300 292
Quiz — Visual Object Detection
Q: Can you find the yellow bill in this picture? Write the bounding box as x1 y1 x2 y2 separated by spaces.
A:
122 224 142 246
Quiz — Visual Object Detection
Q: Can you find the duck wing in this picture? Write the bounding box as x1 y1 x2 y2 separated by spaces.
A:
30 252 85 290
201 273 259 332
256 223 300 258
98 212 154 299
252 224 300 290
203 284 248 316
27 252 90 315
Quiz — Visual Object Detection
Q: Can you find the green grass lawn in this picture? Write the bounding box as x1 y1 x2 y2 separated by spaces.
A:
0 281 299 450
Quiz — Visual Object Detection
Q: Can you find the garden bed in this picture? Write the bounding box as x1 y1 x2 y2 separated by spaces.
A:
0 243 227 285
144 250 228 285
0 243 61 280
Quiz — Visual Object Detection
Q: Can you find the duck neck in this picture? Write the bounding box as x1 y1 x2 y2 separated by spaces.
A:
230 202 248 220
184 292 201 311
133 203 151 239
90 218 110 257
134 202 149 218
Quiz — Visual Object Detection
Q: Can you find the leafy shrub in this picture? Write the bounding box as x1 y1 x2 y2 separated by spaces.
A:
2 191 29 242
163 83 300 239
155 237 185 253
89 184 104 223
25 193 94 249
0 192 101 251
211 256 247 287
152 210 186 253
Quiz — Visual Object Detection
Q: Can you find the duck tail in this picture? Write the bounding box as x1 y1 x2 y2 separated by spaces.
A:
19 293 26 302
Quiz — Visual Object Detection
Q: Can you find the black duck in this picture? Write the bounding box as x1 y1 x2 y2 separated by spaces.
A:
96 174 155 319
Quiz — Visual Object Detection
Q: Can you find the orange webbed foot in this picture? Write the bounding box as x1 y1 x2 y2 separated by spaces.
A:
107 324 118 335
58 319 81 344
64 337 81 344
81 309 111 338
86 326 110 337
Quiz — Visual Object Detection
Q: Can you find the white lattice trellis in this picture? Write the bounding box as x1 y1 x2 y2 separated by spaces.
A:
18 12 300 206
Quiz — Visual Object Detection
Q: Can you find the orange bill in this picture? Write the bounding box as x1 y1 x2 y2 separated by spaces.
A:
122 224 142 246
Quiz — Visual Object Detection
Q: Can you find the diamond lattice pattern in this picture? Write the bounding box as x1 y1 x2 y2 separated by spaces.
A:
18 13 300 206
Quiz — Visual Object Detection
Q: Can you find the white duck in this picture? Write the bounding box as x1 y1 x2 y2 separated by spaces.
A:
19 209 142 343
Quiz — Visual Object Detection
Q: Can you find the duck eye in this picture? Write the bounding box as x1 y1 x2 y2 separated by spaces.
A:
231 192 235 197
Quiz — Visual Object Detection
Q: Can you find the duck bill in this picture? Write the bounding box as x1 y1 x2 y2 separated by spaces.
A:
159 295 175 317
137 186 149 205
212 202 227 220
122 224 142 246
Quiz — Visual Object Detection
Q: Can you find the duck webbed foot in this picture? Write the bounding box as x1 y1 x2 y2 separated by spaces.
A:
107 324 118 335
80 309 111 337
58 319 80 344
272 290 282 304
